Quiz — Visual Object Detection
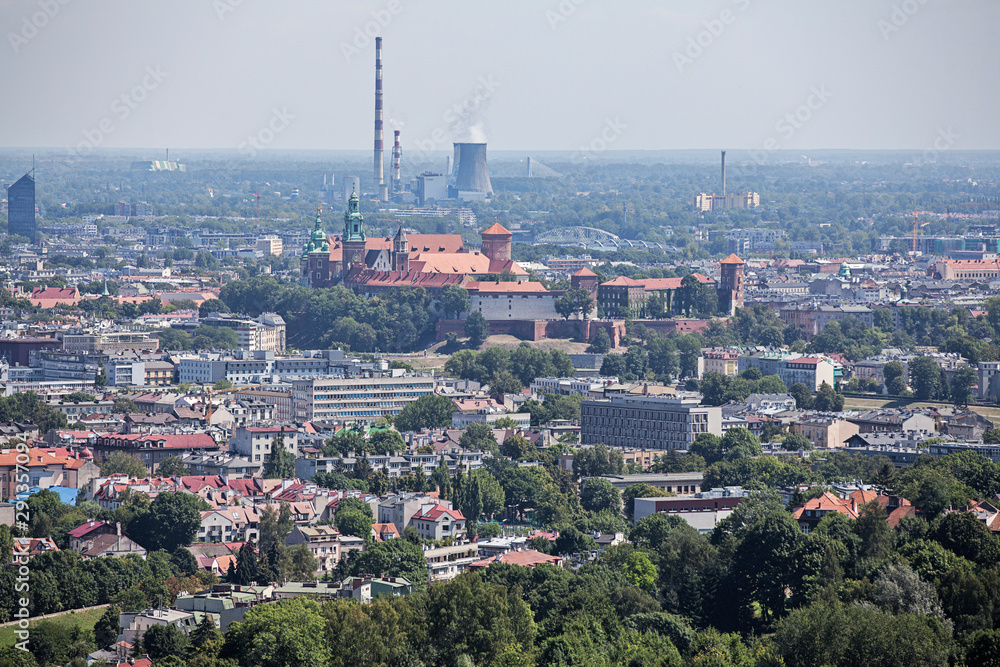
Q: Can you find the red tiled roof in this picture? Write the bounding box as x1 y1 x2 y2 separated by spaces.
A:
720 253 745 265
467 281 548 294
600 276 642 287
412 503 465 522
67 520 109 539
571 268 597 277
469 549 561 569
482 222 512 236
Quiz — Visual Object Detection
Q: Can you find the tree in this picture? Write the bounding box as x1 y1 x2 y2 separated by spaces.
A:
221 597 330 667
188 613 222 652
263 434 295 479
599 353 627 378
580 478 622 514
157 456 188 477
213 379 234 391
623 483 661 520
393 394 454 432
142 623 189 661
112 397 139 414
951 365 977 407
573 443 624 478
587 328 612 354
789 382 813 410
336 508 374 541
720 427 762 460
909 355 942 401
94 605 121 648
464 312 490 347
783 433 812 451
129 492 205 552
439 285 470 319
555 288 594 320
501 434 536 461
555 525 597 555
349 538 428 590
100 451 148 478
622 551 658 590
883 360 907 394
459 422 499 453
813 381 844 412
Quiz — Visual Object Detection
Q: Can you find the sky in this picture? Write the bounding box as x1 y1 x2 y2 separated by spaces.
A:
1 0 998 154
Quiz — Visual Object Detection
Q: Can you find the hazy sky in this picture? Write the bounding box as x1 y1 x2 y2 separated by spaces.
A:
1 0 998 153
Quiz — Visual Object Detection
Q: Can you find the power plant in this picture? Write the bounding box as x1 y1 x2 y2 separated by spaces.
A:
449 142 493 200
373 37 388 202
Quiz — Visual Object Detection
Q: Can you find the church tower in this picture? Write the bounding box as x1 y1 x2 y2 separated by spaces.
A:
342 190 367 280
392 226 409 272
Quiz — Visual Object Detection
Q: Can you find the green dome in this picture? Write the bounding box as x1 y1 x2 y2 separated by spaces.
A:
304 210 329 254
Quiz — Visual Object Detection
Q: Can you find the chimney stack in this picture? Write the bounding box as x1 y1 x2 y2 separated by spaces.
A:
391 130 402 196
721 150 727 200
374 37 388 202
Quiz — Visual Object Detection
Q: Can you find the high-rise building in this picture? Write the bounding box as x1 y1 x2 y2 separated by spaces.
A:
7 173 35 242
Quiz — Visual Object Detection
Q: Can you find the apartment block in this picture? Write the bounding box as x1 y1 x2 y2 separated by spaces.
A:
581 393 722 451
292 374 435 422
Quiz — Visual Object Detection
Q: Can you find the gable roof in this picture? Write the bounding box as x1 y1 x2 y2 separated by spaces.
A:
412 503 465 522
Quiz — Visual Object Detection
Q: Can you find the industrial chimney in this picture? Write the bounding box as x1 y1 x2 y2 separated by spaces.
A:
721 150 727 200
451 143 493 198
391 130 402 196
374 37 388 201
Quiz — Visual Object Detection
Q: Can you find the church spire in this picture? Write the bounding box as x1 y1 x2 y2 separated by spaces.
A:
344 189 366 243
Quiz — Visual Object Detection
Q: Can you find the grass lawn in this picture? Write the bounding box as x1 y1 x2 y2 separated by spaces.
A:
0 606 107 647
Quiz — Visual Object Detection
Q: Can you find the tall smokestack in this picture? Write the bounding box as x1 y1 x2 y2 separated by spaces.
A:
721 150 727 200
374 37 387 201
391 130 402 196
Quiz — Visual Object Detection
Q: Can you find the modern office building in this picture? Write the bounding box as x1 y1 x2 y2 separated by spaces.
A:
7 173 35 242
292 374 436 422
580 392 722 451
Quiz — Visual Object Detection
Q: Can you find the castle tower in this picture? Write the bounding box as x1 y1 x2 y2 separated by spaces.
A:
392 226 409 272
570 267 599 296
718 253 745 315
342 190 367 279
481 222 512 261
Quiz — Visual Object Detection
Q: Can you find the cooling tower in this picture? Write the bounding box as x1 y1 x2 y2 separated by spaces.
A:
451 143 493 196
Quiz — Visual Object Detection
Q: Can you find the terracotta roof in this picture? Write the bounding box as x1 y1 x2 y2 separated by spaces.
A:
468 549 561 569
787 357 823 366
720 253 745 265
571 268 597 277
467 281 548 294
412 503 465 522
600 276 642 287
791 492 859 520
482 222 512 237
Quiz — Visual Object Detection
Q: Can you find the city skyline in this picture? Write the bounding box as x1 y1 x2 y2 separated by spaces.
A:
0 0 997 154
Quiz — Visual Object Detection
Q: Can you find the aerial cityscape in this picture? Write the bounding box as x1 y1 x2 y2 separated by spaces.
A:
2 2 1000 666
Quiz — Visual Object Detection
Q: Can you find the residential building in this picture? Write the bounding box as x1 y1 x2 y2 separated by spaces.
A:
633 487 748 531
91 433 219 471
62 332 160 355
595 472 704 494
229 426 298 467
198 506 261 543
200 312 287 352
410 504 466 541
285 525 341 573
581 393 722 451
292 374 435 422
701 349 740 377
256 236 283 256
789 415 860 449
530 376 619 397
